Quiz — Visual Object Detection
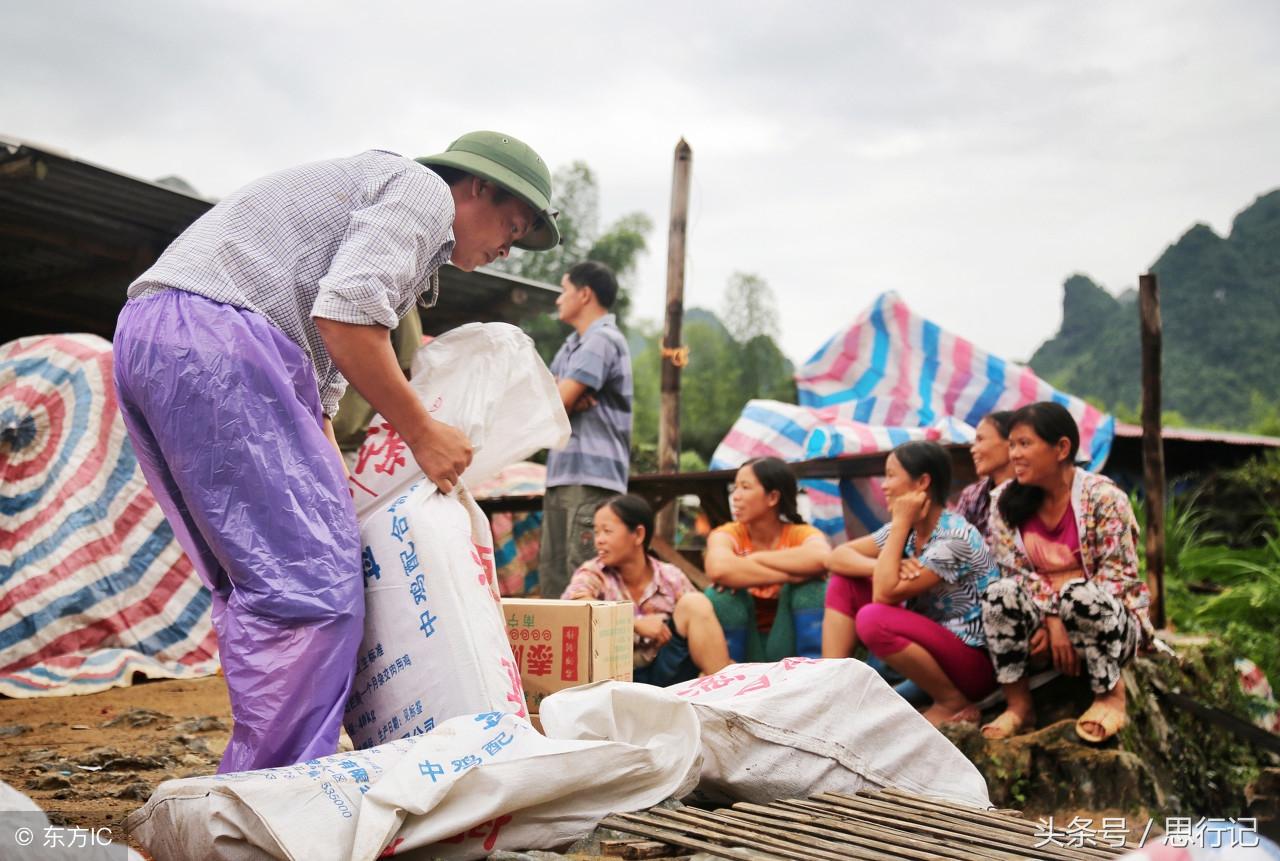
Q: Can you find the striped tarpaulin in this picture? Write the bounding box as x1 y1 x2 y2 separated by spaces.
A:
471 462 546 597
710 292 1114 543
0 334 218 697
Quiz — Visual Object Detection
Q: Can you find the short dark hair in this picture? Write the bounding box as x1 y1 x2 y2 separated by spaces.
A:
596 494 655 554
890 440 951 507
742 457 805 524
996 401 1081 527
424 165 510 203
566 260 619 309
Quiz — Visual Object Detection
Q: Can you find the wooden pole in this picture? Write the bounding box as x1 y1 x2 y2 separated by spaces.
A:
1139 272 1166 629
656 139 692 542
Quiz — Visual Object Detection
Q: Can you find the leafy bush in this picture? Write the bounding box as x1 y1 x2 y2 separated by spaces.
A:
1140 490 1280 690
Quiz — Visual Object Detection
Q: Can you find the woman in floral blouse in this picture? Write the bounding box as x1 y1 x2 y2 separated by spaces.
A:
563 494 732 685
981 402 1151 743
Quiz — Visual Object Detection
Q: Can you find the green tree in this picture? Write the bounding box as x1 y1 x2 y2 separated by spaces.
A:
631 300 799 466
721 271 780 342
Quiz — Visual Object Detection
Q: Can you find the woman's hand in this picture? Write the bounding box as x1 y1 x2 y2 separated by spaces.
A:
898 557 926 581
1029 626 1049 658
890 490 930 525
634 614 673 645
1045 615 1078 676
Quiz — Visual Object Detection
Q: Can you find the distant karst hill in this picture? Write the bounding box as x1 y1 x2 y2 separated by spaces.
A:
1030 188 1280 428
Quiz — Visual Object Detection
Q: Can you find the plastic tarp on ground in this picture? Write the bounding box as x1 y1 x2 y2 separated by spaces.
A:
711 292 1115 542
0 334 218 697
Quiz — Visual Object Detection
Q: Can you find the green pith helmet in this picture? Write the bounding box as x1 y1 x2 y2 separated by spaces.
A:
417 131 560 251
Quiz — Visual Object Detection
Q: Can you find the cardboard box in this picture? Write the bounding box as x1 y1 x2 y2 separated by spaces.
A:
501 599 634 713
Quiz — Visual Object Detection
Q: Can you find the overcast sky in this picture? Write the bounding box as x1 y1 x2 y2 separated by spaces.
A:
5 1 1278 364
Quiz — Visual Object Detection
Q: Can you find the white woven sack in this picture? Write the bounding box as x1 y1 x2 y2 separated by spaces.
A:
349 323 569 520
128 687 701 861
345 482 522 750
668 657 991 807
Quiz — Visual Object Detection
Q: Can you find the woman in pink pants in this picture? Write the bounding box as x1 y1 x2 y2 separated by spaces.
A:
822 440 998 727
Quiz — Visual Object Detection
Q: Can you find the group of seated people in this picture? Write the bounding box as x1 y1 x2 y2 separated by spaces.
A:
559 400 1153 744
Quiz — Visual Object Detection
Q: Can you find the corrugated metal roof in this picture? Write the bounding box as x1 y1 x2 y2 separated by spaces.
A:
1114 422 1280 447
0 138 560 343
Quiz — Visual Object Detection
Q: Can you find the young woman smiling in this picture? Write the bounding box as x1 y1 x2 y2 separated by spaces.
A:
703 457 830 662
823 441 999 727
562 495 731 685
981 402 1151 743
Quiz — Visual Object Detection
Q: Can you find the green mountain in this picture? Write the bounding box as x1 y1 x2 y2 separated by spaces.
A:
1029 189 1280 428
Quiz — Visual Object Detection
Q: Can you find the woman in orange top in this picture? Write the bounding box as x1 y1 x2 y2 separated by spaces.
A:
704 457 830 662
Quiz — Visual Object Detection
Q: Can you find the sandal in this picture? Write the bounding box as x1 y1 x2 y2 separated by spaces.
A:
980 710 1028 740
1076 702 1127 743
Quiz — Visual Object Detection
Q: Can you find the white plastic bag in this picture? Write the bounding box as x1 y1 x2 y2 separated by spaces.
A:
344 482 524 750
348 323 569 520
343 321 570 748
666 657 991 807
127 686 702 861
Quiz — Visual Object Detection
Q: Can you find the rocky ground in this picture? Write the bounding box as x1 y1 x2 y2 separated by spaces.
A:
0 676 230 854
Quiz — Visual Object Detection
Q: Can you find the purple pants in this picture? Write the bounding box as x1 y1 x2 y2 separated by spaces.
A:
826 575 996 702
113 290 363 773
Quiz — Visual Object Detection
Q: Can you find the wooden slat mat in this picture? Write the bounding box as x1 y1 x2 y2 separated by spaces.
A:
600 788 1134 861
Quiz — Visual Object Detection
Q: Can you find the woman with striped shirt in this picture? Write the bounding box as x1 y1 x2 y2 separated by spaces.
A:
823 440 999 727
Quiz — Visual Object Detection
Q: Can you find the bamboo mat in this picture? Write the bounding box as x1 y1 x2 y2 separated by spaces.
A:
599 788 1135 861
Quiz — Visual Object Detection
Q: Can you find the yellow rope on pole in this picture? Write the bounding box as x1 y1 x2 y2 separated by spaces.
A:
660 345 690 368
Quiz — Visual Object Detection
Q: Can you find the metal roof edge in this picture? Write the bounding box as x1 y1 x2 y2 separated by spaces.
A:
0 136 213 204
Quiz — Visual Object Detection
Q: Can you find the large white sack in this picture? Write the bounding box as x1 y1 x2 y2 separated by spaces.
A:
348 323 570 520
657 657 988 807
127 687 702 861
345 481 524 749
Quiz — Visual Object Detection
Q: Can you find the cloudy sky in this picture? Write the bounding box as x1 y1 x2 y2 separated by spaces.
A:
5 1 1278 364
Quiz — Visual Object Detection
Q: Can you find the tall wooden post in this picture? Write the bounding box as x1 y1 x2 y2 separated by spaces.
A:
656 139 692 542
1139 272 1167 629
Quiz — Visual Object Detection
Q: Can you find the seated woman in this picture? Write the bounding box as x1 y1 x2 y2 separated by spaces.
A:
704 457 830 662
823 440 999 726
562 494 732 685
954 410 1015 548
981 401 1151 743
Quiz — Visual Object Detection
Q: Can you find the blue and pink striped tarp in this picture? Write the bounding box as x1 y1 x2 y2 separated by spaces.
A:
711 292 1114 542
1 334 219 697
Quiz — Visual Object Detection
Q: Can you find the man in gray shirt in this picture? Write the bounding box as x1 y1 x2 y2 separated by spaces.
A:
539 261 634 599
113 131 559 772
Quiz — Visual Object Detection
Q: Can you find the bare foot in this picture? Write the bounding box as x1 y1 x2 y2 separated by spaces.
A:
922 701 980 728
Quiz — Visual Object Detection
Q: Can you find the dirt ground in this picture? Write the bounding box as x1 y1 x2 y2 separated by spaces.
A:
0 674 232 853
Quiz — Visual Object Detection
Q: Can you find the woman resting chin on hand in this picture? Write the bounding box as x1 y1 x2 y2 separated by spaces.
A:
823 441 1000 728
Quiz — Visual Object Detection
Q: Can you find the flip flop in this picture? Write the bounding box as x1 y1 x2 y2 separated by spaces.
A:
1076 702 1127 743
980 710 1028 740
